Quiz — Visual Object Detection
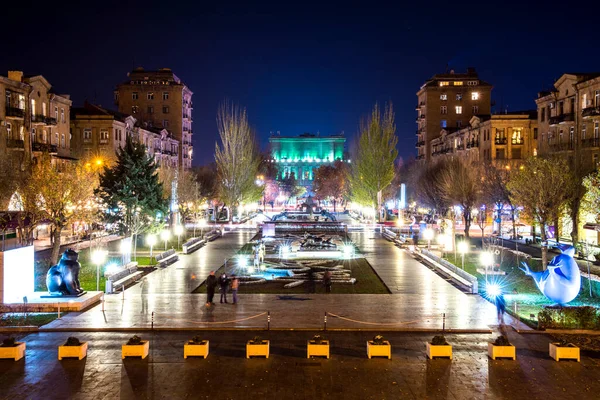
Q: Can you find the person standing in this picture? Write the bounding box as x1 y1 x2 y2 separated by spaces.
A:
140 277 149 314
218 273 230 303
206 271 217 306
495 293 506 325
231 274 240 304
323 271 332 293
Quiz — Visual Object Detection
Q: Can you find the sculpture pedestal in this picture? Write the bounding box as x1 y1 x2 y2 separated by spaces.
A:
40 291 87 298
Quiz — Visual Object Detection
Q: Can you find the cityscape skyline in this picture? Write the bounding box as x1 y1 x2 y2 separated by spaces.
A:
2 0 600 166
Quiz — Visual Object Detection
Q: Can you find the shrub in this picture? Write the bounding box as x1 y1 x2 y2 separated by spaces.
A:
372 335 386 345
250 336 265 344
1 337 16 347
431 335 448 345
65 337 82 346
553 338 576 347
311 335 326 344
493 335 511 346
188 336 206 345
126 335 143 345
538 306 600 330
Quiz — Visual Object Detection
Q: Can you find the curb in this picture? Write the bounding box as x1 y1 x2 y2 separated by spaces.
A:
32 327 494 334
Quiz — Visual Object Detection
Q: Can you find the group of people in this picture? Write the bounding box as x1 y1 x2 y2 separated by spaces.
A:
205 271 239 306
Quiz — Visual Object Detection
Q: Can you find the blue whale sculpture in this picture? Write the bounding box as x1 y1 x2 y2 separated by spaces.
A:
519 244 581 305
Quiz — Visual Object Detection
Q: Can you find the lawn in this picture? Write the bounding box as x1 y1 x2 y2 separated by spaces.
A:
0 313 62 327
443 250 600 326
193 257 390 294
35 248 109 292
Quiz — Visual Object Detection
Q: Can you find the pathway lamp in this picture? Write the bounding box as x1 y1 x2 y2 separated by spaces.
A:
174 225 184 249
161 230 170 250
480 251 494 284
458 241 469 270
146 234 157 263
91 249 108 292
423 228 434 249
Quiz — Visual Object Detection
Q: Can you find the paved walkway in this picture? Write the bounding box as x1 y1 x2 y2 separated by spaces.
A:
41 230 511 331
2 330 599 399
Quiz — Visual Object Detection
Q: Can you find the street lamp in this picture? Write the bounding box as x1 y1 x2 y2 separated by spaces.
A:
146 234 157 263
161 230 170 250
174 225 184 249
255 175 266 212
423 228 434 249
91 249 107 292
480 251 494 283
458 241 469 270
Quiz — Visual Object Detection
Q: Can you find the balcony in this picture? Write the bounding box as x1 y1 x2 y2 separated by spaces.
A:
495 137 507 145
32 114 46 123
5 106 25 118
6 139 24 149
582 106 600 119
45 116 57 125
466 140 479 148
582 138 600 148
415 140 425 147
32 142 58 153
511 139 524 145
549 142 574 152
549 113 575 126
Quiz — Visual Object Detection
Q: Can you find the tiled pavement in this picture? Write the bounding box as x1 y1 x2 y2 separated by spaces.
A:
1 330 599 399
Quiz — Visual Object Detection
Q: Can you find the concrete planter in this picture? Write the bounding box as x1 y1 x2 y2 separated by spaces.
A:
122 341 149 359
426 342 452 359
0 342 26 361
367 340 391 359
246 340 269 358
307 340 330 359
487 343 516 360
184 341 209 359
549 343 580 362
58 342 88 360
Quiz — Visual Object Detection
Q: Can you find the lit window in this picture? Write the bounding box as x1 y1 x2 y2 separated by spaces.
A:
439 81 449 87
440 93 447 101
471 92 479 100
453 81 463 86
455 106 463 114
441 120 447 128
42 102 47 116
6 122 11 137
61 133 66 148
83 129 92 142
61 108 65 123
440 106 447 115
467 81 478 86
583 93 588 108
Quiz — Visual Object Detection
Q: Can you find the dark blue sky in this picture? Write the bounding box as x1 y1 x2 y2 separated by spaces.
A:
3 0 600 166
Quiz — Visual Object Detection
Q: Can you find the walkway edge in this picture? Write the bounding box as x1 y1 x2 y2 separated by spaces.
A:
34 327 493 333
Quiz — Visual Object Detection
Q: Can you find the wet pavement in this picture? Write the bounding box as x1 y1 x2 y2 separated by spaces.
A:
1 330 599 400
40 230 509 331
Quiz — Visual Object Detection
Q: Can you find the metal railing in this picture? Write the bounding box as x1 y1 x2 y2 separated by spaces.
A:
5 106 25 118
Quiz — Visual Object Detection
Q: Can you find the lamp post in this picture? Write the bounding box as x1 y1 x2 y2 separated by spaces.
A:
174 225 184 250
146 234 157 264
92 249 107 292
458 241 469 270
255 175 265 211
480 251 494 284
423 228 434 250
161 230 170 250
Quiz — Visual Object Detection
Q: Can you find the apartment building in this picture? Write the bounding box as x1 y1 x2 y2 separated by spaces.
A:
536 73 600 171
114 68 193 168
430 111 538 168
416 68 492 161
0 71 72 167
71 102 179 168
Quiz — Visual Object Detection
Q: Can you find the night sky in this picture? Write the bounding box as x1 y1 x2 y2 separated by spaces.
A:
3 0 600 166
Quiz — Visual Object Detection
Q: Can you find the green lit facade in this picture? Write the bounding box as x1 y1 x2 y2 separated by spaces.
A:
269 133 348 189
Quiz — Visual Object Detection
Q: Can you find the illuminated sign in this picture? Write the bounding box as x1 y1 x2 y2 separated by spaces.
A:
0 245 34 303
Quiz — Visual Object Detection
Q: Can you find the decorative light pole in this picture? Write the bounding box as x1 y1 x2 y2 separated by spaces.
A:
146 235 157 264
480 251 494 284
255 175 266 211
423 228 434 250
92 249 108 292
161 230 170 251
174 225 184 250
458 241 469 270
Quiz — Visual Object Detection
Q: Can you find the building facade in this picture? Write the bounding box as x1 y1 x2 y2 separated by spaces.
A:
429 112 538 168
114 67 193 168
269 133 347 189
416 68 492 162
0 71 72 167
71 103 179 168
536 73 600 172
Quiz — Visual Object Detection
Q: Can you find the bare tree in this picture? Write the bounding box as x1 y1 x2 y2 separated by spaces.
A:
215 101 261 221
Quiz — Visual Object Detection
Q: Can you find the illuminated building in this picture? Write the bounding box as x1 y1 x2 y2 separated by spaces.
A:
269 133 348 190
416 68 492 162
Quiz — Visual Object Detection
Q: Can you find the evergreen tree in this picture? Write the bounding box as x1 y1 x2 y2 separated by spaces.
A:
95 136 167 236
